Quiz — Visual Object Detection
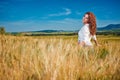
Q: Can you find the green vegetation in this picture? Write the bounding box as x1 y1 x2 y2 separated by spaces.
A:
8 30 120 36
0 27 6 34
97 30 120 36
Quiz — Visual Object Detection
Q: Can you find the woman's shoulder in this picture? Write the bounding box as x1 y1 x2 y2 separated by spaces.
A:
83 24 89 29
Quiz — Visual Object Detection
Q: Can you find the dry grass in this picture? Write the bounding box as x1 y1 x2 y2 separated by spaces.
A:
0 35 120 80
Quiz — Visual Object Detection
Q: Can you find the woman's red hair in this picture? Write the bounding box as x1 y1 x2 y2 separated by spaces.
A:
86 12 97 35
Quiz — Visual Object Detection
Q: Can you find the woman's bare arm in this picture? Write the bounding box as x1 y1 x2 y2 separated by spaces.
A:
93 40 101 46
78 41 85 47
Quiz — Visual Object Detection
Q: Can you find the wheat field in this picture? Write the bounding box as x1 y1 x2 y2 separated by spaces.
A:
0 35 120 80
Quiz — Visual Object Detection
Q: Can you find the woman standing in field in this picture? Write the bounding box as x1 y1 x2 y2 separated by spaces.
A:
78 12 99 47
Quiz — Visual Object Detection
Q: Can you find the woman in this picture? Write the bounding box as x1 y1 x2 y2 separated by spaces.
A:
78 12 99 47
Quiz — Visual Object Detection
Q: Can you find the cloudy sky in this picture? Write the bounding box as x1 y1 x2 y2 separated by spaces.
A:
0 0 120 32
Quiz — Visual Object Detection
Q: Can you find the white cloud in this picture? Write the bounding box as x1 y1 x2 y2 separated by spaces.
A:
64 8 71 15
0 18 82 32
1 19 120 32
48 8 71 17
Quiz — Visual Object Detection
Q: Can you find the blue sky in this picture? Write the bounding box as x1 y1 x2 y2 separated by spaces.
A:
0 0 120 32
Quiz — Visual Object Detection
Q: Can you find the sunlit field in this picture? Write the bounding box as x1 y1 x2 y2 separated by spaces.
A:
0 35 120 80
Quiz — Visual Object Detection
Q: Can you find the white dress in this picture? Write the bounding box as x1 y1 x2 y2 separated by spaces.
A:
78 24 97 46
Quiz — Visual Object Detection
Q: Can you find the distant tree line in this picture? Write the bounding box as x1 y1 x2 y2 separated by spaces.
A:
24 32 77 36
11 32 120 36
97 31 120 36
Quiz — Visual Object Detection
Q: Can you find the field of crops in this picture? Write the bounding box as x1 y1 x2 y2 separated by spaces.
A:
0 35 120 80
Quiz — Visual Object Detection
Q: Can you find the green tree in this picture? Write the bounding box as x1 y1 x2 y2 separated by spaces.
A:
0 27 6 34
